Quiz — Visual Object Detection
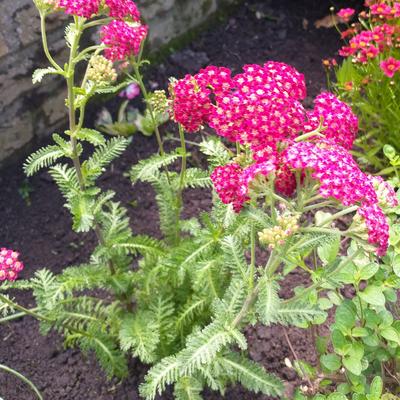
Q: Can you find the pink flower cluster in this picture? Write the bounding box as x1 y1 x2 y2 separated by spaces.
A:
283 140 396 255
339 23 397 63
211 161 275 212
369 1 400 18
0 248 24 282
304 92 359 149
58 0 100 18
57 0 141 20
101 20 148 61
171 61 396 255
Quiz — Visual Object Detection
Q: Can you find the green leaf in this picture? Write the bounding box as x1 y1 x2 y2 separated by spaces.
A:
219 353 284 396
343 355 362 376
351 327 369 338
255 278 280 325
24 145 65 176
327 394 347 400
359 286 386 307
358 263 379 281
392 254 400 277
318 234 340 265
119 312 159 363
130 152 180 183
174 376 203 400
75 128 106 147
334 300 356 332
320 354 341 372
380 327 400 345
369 376 383 399
32 67 60 84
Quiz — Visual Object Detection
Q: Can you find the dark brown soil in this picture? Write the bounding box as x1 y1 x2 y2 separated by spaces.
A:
0 0 360 399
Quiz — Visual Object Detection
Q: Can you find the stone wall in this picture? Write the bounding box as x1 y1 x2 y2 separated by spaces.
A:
0 0 235 164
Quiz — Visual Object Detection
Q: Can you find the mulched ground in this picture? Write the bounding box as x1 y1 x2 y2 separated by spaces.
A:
0 0 362 398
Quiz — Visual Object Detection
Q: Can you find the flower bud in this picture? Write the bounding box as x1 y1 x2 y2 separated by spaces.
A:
87 55 117 86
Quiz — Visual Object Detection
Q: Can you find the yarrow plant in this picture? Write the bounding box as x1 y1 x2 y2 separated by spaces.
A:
327 0 400 171
0 1 399 400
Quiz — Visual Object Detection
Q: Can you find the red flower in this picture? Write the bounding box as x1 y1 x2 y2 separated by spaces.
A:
337 8 356 22
0 248 24 281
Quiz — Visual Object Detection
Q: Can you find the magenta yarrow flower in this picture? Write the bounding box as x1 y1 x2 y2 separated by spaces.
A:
101 20 148 61
58 0 100 18
104 0 140 20
0 248 24 282
337 8 356 22
380 57 400 77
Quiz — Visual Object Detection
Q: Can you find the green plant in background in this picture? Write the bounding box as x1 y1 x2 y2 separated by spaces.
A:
96 83 169 137
327 1 400 173
0 1 399 399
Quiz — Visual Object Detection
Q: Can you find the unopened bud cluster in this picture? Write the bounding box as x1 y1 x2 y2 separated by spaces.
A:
258 214 299 249
87 55 117 85
148 90 169 115
0 248 24 282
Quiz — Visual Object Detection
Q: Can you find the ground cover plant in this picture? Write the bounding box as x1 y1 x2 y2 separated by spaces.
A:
328 0 400 172
0 1 399 399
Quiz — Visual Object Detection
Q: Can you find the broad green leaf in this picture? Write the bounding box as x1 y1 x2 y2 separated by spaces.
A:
380 327 400 345
334 300 356 332
343 355 362 376
358 263 379 281
369 376 383 399
320 354 341 372
351 327 369 338
359 286 386 307
392 254 400 277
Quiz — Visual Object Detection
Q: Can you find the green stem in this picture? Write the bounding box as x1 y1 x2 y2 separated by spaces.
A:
0 294 50 322
318 205 358 226
303 201 336 212
249 224 256 290
40 14 63 72
83 17 113 30
0 364 43 400
0 308 40 324
178 124 187 191
131 59 166 157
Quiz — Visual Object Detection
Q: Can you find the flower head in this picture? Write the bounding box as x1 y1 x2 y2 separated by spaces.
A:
337 8 356 22
104 0 140 20
0 248 24 282
87 55 117 85
380 57 400 77
169 75 212 132
304 92 359 149
58 0 100 18
101 20 148 61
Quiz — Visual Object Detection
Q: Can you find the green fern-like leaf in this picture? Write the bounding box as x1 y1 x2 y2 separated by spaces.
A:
113 235 166 257
218 353 284 396
200 138 231 167
119 312 160 363
176 296 207 334
183 168 212 189
67 327 128 379
174 376 203 400
49 164 80 199
24 145 64 176
221 235 248 279
32 67 60 84
70 194 95 232
130 152 181 183
178 321 239 376
140 355 181 400
275 300 326 327
213 278 247 321
75 128 106 147
83 137 130 182
255 278 280 325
